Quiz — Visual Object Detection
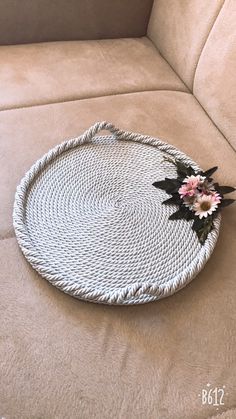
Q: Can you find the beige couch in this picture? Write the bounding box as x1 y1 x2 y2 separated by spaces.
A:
0 1 236 418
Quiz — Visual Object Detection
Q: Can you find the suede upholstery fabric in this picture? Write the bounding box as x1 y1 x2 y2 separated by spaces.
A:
0 0 154 45
1 1 236 418
147 0 225 90
194 0 236 150
1 229 236 419
0 37 187 110
1 91 236 241
1 91 236 418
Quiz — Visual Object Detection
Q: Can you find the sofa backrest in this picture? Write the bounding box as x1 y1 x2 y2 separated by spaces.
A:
193 0 236 150
148 0 236 150
147 0 224 90
0 0 153 45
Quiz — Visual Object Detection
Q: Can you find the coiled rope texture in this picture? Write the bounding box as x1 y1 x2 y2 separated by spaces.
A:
13 122 221 305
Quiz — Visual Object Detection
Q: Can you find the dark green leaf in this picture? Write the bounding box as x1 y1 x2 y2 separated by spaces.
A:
211 210 219 219
176 161 190 177
163 194 182 205
165 178 181 186
169 209 187 220
186 166 196 176
169 205 193 220
192 217 205 232
202 166 218 178
181 205 194 218
219 199 235 208
165 178 182 194
176 160 196 177
216 186 235 195
153 180 169 190
196 229 209 245
194 218 214 245
185 210 194 221
153 178 181 194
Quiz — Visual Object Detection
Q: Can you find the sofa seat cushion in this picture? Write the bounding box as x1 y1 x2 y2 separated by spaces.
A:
0 37 188 110
1 90 236 417
1 90 235 240
1 207 236 419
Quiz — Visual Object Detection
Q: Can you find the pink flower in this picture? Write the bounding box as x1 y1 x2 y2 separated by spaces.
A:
185 175 203 189
178 175 205 198
211 192 222 204
193 194 219 219
179 184 196 197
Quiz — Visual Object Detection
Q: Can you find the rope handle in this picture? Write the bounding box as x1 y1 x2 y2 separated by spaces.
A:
81 121 124 143
77 122 201 172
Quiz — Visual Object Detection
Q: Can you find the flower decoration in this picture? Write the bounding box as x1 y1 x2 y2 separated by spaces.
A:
153 158 235 244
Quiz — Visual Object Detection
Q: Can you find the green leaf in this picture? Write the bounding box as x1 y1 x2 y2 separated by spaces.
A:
176 161 196 178
168 202 195 223
202 166 218 178
196 229 209 245
219 199 235 208
169 210 185 220
195 218 214 245
176 162 190 177
184 209 195 221
215 186 235 195
192 217 205 232
186 166 196 176
153 178 181 194
165 178 182 193
153 180 170 190
164 178 181 185
163 194 182 205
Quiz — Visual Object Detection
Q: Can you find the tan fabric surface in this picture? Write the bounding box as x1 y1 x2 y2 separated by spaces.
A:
1 2 236 418
211 411 236 419
194 0 236 150
147 0 224 90
1 211 236 418
1 90 236 240
0 0 153 45
0 37 187 110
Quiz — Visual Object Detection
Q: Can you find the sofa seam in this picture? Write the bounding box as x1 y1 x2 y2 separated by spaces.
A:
147 20 236 154
146 36 191 92
190 1 236 154
191 93 236 155
144 0 155 37
0 88 191 112
192 0 225 91
0 87 234 154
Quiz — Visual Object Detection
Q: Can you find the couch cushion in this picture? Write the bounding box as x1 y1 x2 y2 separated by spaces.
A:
193 0 236 150
1 213 236 418
147 0 225 90
0 0 154 45
0 37 187 110
1 90 236 418
1 90 235 240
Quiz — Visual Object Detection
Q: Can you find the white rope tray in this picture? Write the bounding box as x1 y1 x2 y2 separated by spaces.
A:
13 122 221 305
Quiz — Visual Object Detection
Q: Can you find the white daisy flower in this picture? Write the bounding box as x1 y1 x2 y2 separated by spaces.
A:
193 194 219 219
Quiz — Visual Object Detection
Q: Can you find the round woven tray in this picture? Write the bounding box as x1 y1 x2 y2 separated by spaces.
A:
13 122 220 305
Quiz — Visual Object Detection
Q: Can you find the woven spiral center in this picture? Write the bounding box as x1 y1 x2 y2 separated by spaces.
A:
23 136 202 298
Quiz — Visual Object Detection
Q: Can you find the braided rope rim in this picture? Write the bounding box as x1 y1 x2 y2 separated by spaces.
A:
13 122 221 305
